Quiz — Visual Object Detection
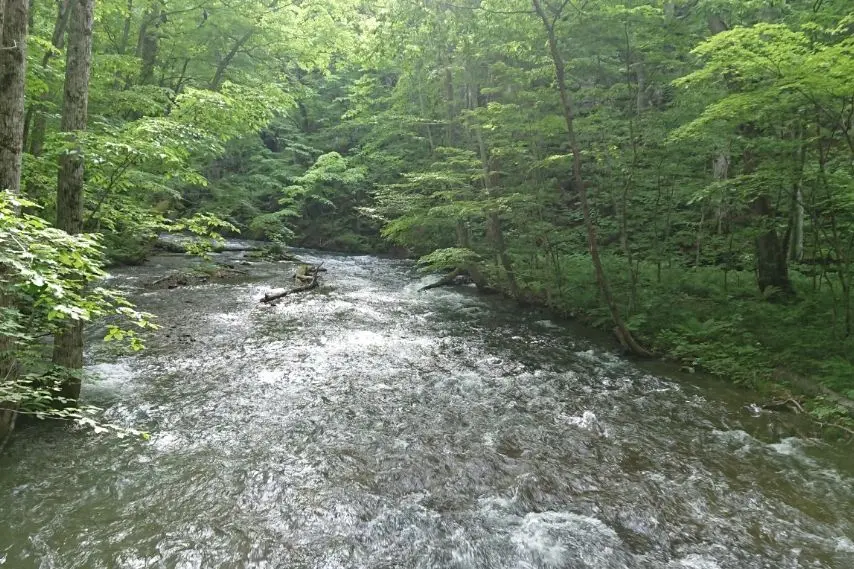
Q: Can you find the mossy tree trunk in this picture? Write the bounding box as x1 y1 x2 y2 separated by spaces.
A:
0 0 30 445
53 0 94 405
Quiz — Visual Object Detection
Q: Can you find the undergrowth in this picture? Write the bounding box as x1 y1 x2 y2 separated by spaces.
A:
495 252 854 433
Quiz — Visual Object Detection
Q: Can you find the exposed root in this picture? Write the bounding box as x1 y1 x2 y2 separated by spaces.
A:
614 326 653 357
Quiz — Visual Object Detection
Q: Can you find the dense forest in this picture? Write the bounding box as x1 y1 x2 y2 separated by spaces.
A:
2 0 854 439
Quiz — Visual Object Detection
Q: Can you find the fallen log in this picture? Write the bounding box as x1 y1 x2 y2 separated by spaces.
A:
420 268 465 291
147 263 249 289
261 264 323 304
420 265 497 293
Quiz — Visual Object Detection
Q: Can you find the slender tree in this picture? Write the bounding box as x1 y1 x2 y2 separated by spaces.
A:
531 0 650 356
53 0 95 404
0 0 30 444
0 0 28 195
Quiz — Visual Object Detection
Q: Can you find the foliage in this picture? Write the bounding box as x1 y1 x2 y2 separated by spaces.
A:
0 192 155 434
7 0 854 433
418 248 481 272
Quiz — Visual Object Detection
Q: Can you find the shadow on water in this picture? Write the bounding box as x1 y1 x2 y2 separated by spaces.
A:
1 249 853 568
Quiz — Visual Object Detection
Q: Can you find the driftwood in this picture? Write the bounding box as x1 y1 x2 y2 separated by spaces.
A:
261 264 323 304
420 268 465 291
154 237 264 254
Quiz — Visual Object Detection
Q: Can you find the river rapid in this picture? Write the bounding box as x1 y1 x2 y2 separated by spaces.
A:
1 250 852 568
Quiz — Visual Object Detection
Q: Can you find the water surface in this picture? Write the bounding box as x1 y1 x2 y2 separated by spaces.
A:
1 251 852 568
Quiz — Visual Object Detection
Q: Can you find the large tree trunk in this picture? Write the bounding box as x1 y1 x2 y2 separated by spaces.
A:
532 0 649 356
0 0 30 447
0 0 28 195
53 0 95 405
741 145 794 298
752 194 793 297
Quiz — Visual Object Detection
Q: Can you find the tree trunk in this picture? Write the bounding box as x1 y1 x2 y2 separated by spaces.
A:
532 0 650 356
741 142 794 298
137 5 160 85
487 211 519 298
53 0 95 405
210 30 253 91
0 0 28 195
752 194 794 297
474 126 519 298
443 61 454 146
0 0 30 447
788 127 806 263
790 187 804 262
118 0 133 54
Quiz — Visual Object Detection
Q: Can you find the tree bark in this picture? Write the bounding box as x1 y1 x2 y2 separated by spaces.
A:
0 0 28 195
790 187 804 262
741 144 794 298
532 0 650 356
53 0 95 404
789 128 806 262
118 0 133 54
752 194 794 297
0 0 29 447
442 59 454 146
137 4 160 85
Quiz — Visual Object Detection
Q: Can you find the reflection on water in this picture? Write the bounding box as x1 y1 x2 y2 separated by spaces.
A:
0 250 852 568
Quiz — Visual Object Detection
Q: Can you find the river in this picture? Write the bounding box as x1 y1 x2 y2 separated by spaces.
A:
1 250 852 568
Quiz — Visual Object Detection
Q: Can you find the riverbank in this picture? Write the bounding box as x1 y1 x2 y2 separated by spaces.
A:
449 253 854 434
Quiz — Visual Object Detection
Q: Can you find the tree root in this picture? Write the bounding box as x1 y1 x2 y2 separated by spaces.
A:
0 408 17 455
614 326 653 357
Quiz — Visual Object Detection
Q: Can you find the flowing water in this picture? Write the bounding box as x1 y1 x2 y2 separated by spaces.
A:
1 250 853 569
